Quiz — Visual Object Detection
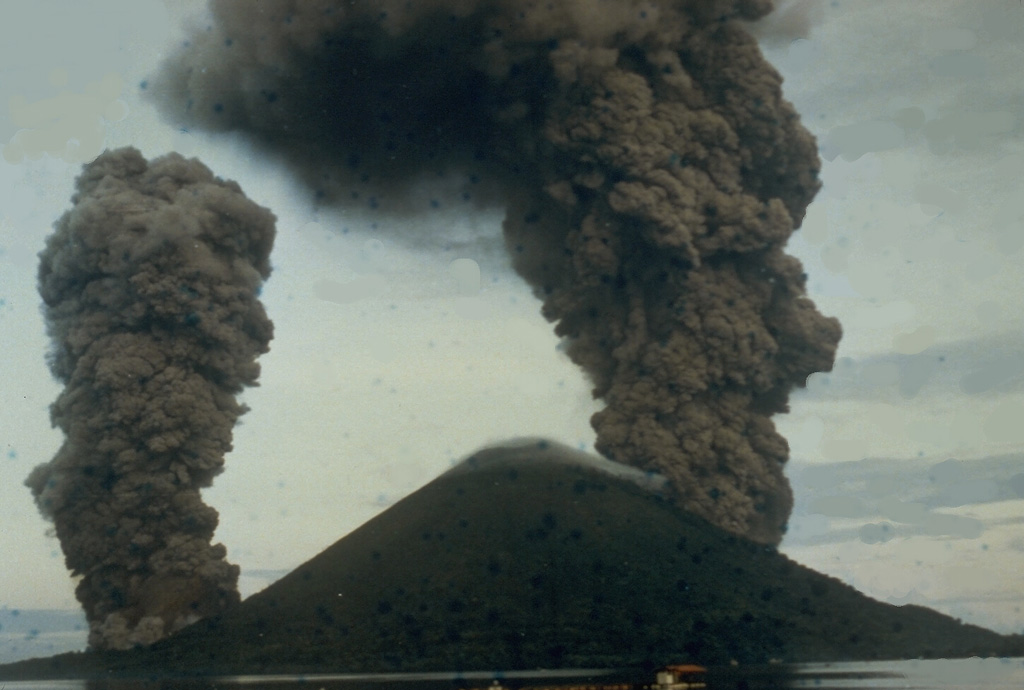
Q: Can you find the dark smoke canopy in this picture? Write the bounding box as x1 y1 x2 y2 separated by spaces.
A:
29 147 275 650
152 0 840 544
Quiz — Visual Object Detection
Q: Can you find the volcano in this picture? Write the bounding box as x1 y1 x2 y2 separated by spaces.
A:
2 439 1021 679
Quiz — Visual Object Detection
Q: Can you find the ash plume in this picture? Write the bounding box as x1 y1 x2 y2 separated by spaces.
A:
29 147 275 650
152 0 840 544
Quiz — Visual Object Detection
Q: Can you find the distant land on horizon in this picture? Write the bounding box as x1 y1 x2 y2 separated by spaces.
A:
2 439 1022 680
0 608 86 666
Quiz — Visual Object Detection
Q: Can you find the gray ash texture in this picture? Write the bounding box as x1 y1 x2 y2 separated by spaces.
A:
29 147 275 650
151 0 841 544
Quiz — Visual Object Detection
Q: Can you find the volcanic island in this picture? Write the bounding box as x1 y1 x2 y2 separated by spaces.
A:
2 439 1022 680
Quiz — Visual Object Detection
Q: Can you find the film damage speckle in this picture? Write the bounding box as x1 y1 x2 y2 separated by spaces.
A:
29 0 841 650
150 0 840 544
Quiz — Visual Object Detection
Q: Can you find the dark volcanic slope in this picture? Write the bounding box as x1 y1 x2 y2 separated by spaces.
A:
3 441 1022 678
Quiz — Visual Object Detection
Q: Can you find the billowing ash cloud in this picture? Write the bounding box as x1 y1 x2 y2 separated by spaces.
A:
152 0 840 544
29 147 275 650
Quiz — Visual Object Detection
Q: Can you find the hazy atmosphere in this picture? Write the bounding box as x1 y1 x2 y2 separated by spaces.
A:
2 0 1024 662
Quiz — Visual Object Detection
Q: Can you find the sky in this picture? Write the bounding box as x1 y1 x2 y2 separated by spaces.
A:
2 0 1024 658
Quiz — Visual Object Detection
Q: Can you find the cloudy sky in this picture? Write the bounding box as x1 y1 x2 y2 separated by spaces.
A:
2 0 1024 660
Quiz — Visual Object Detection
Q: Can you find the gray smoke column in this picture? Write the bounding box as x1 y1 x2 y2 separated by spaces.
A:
28 147 275 650
151 0 840 544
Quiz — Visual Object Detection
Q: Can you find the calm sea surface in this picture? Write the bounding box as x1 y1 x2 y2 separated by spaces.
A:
3 659 1024 690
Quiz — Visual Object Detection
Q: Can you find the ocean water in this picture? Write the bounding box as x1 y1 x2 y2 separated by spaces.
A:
3 659 1024 690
